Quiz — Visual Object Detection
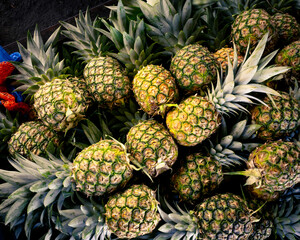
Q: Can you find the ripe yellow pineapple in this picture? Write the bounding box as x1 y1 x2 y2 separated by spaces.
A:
132 65 179 116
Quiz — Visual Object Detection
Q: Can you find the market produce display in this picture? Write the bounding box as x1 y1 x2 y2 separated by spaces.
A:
0 0 299 239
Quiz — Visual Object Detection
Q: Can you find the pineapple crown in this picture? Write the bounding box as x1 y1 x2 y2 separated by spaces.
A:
56 194 111 240
137 0 205 55
0 152 73 239
208 117 261 167
0 110 20 152
60 9 113 62
99 0 162 76
207 32 290 116
11 25 65 96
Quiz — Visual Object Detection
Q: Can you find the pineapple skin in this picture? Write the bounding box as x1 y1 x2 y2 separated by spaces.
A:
275 40 300 80
8 121 60 158
272 13 300 44
126 119 178 177
195 193 254 240
72 139 133 196
247 140 300 200
34 78 89 132
251 91 300 140
172 153 223 204
105 184 160 239
132 65 179 116
83 56 131 108
166 95 221 147
170 44 218 92
231 9 278 55
213 47 244 71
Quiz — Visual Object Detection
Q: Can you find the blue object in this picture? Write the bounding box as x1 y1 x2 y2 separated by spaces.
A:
0 46 13 62
7 86 24 103
10 52 22 62
0 46 22 62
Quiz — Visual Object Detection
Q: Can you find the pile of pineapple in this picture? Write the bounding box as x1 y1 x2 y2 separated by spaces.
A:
0 0 299 239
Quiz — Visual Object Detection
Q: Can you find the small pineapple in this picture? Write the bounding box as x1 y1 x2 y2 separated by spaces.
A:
240 140 300 201
170 44 218 93
251 91 300 140
126 119 178 177
0 111 61 159
61 10 131 108
166 33 288 146
213 47 244 71
72 139 133 196
132 65 179 116
231 9 278 55
275 40 300 80
8 121 61 158
33 78 89 132
195 193 254 239
105 184 160 239
272 12 300 44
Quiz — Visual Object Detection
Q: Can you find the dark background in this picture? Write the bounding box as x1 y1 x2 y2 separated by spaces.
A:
0 0 116 54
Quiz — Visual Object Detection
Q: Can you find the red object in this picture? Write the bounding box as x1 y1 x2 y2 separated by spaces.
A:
0 61 31 115
0 61 14 84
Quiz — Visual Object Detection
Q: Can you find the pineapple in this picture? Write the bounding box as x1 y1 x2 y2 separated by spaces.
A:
60 10 131 108
126 119 178 178
213 47 244 71
166 33 288 146
155 193 254 240
275 40 300 80
272 13 300 44
237 140 300 201
33 78 89 132
105 184 160 239
0 111 61 159
132 64 179 116
170 44 218 93
231 9 278 55
11 26 89 132
251 91 300 140
72 139 133 196
171 119 261 203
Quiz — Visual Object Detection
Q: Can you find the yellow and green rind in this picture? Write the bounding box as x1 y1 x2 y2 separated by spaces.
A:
170 44 217 92
83 56 131 108
126 119 178 177
105 184 160 239
166 95 221 147
72 139 133 196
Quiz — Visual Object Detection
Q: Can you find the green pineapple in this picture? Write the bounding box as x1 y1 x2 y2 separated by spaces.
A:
105 184 161 239
275 40 300 80
235 140 300 201
126 119 178 178
171 119 261 203
272 13 300 44
132 64 179 116
170 44 218 93
11 26 89 132
155 193 254 240
0 111 61 159
166 33 288 146
72 139 133 196
251 91 300 140
60 10 131 108
231 9 278 55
